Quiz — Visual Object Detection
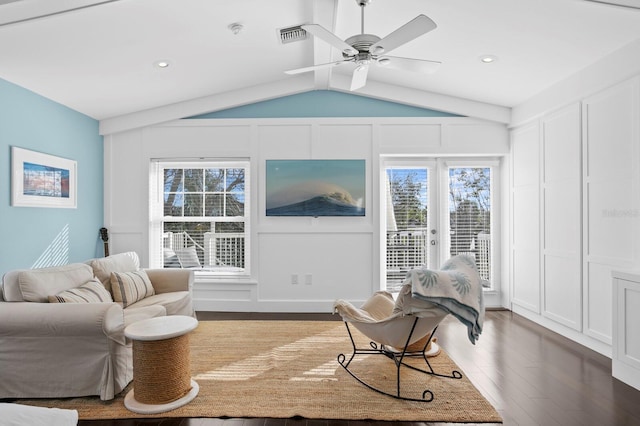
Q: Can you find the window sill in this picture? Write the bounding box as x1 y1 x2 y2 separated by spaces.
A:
194 273 257 286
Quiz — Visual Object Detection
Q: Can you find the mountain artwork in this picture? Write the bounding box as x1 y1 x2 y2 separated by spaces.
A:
266 160 365 217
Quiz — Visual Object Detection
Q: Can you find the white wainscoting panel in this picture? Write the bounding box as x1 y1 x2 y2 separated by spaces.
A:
378 123 441 153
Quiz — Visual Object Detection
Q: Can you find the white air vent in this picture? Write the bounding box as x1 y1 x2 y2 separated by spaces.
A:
584 0 640 9
279 25 308 44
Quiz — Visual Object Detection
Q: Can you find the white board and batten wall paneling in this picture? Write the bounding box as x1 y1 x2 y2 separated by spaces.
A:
510 76 640 356
583 77 640 345
105 117 509 313
542 103 582 331
511 122 541 313
378 118 508 155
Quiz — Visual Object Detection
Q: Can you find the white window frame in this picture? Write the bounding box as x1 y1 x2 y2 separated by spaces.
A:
381 157 500 294
149 159 250 277
440 158 500 291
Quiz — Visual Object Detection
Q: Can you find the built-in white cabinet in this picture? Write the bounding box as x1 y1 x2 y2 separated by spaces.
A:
511 123 541 313
510 76 640 356
542 103 582 331
582 77 640 345
612 270 640 390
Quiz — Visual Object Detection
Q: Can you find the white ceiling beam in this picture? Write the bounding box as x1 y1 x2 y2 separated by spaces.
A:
309 0 340 90
0 0 124 27
99 75 315 135
100 74 510 135
329 74 511 124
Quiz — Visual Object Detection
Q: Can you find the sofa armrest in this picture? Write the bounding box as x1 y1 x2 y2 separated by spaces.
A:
0 302 125 344
144 269 194 294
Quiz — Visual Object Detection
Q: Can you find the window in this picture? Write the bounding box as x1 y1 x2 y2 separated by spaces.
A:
149 160 249 275
383 158 497 292
385 165 432 291
446 165 492 285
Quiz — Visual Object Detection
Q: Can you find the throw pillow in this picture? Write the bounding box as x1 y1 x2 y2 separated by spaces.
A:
48 278 113 303
163 248 182 268
175 246 201 268
110 270 155 308
91 252 139 293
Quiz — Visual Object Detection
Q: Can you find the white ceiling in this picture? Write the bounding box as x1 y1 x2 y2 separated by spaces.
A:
1 0 640 126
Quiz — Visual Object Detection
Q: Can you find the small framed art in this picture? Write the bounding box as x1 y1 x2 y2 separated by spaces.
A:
11 146 77 208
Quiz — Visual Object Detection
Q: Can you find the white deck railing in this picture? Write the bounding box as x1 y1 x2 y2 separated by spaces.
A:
386 230 491 290
204 232 245 268
164 231 245 270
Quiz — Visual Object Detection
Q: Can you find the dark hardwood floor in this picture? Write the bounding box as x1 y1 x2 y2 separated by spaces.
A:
78 310 640 426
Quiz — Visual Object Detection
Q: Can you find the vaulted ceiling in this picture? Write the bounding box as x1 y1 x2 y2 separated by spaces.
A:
1 0 640 132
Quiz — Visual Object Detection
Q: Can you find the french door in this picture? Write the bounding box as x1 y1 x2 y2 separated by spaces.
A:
383 158 498 294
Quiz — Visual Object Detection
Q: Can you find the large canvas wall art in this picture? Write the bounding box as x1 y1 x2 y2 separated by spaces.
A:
11 146 77 208
266 159 365 216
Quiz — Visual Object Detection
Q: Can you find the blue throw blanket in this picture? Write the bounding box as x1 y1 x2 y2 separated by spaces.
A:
405 254 485 344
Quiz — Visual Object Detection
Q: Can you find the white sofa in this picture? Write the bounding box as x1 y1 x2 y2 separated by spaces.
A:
0 252 194 401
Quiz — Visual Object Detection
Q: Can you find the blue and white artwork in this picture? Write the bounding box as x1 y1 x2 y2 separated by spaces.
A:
23 162 70 198
266 160 365 216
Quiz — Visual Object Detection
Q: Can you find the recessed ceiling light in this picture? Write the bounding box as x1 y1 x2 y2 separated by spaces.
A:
154 60 170 68
479 55 498 64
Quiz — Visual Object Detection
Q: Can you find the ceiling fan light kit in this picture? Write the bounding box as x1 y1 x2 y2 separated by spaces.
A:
285 0 441 91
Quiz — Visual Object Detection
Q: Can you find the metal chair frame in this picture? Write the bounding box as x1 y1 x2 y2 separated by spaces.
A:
337 317 462 402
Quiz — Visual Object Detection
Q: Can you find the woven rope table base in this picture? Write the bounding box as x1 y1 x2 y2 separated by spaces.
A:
124 316 199 414
124 379 199 415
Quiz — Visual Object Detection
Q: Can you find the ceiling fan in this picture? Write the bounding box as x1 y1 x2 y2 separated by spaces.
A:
285 0 441 91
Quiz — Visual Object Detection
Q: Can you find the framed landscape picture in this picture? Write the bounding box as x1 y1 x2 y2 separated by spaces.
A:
11 146 77 208
266 159 365 216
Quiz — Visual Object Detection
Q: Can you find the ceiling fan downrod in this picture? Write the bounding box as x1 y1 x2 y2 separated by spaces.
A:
356 0 372 34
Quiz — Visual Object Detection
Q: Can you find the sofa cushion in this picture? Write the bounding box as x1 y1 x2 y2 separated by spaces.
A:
123 305 166 327
110 270 155 308
127 291 193 316
48 278 114 303
18 263 94 303
91 252 138 293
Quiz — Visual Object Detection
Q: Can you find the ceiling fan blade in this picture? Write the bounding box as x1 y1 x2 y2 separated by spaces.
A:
369 14 437 55
285 60 348 75
301 24 358 56
350 64 369 91
377 56 441 74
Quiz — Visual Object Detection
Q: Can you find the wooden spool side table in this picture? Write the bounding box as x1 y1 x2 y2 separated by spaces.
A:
124 315 199 414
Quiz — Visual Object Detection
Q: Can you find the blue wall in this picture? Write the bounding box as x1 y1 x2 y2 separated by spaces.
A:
0 79 103 275
189 90 460 118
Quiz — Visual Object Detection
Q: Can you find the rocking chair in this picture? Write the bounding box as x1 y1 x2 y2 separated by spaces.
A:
333 254 485 402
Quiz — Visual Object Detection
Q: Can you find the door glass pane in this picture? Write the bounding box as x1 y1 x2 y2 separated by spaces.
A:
448 167 492 287
385 168 429 292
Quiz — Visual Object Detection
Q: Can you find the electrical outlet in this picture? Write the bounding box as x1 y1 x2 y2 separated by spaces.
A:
291 274 299 285
304 274 312 285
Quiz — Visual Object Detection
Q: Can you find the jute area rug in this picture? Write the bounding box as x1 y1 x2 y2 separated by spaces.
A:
17 320 501 422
